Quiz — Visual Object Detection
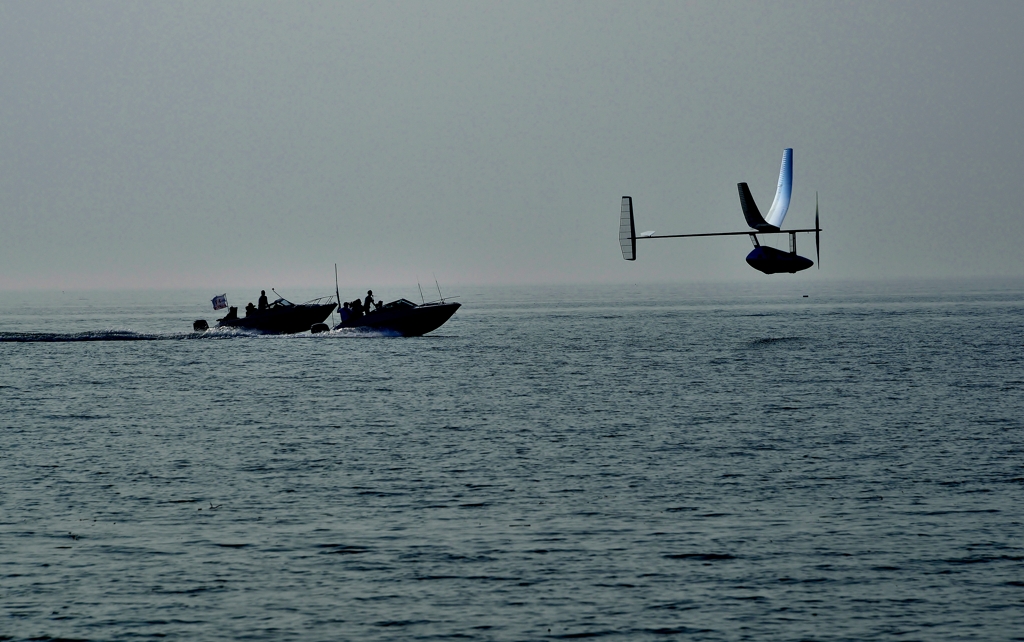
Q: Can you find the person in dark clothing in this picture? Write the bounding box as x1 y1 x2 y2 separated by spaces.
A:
364 290 375 314
258 290 269 310
245 302 256 316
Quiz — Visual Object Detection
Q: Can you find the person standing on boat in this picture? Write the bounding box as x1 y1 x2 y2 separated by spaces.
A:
258 290 269 311
364 290 376 314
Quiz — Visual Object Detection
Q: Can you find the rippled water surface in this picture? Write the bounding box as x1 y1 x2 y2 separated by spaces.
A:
2 280 1023 641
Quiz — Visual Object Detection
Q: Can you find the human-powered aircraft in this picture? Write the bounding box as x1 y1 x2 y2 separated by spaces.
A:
618 148 821 274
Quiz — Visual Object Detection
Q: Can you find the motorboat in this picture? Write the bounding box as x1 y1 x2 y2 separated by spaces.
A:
335 298 460 336
195 296 336 334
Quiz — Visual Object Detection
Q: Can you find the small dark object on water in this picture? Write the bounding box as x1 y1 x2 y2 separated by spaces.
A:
310 323 329 334
193 320 209 332
803 295 808 298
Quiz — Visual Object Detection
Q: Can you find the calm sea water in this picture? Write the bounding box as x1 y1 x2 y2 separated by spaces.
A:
2 280 1023 641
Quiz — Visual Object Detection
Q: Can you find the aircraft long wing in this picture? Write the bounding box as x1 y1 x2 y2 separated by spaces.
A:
764 148 792 228
738 182 777 231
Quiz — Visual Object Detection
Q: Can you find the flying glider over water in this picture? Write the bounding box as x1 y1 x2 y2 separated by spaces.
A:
619 148 821 274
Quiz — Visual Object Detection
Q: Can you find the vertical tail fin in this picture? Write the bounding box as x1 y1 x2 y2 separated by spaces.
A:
619 196 636 260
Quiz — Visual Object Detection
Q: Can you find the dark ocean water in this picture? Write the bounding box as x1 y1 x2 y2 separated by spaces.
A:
2 280 1023 641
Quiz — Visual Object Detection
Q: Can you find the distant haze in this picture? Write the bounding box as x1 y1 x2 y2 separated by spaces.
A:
2 1 1023 290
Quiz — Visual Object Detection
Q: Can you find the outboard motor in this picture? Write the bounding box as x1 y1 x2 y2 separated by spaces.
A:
193 319 209 332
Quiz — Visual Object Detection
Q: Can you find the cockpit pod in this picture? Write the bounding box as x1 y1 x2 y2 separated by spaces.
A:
745 235 814 274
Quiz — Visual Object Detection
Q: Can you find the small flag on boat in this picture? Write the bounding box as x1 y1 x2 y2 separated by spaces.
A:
211 294 228 310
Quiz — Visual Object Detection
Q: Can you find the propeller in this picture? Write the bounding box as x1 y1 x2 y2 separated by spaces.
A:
815 192 820 269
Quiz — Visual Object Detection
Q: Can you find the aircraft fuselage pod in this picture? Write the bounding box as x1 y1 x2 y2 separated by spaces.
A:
745 234 814 274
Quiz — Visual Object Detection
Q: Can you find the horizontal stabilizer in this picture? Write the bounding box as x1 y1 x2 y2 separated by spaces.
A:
619 196 636 260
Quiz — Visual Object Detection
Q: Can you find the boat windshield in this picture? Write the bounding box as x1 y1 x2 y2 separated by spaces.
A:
268 297 294 308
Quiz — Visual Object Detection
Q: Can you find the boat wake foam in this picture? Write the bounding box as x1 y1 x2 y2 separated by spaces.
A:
321 327 404 338
0 329 230 342
0 326 405 342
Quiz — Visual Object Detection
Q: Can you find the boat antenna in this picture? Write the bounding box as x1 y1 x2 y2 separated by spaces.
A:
417 281 425 305
434 274 445 303
335 263 341 307
334 263 341 325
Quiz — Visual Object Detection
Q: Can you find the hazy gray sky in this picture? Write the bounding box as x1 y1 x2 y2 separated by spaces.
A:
2 1 1023 289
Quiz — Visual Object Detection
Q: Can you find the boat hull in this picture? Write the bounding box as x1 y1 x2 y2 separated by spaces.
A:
336 302 460 336
217 303 337 334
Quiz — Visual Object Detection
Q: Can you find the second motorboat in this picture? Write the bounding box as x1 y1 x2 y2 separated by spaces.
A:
335 298 460 336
